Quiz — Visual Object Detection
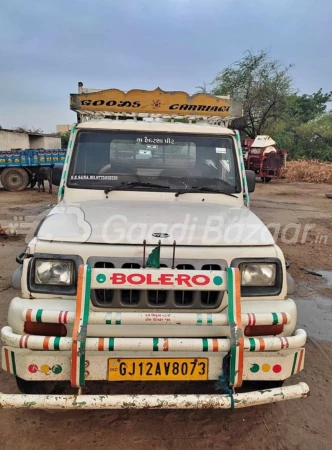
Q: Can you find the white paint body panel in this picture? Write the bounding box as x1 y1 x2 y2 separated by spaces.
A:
37 199 274 246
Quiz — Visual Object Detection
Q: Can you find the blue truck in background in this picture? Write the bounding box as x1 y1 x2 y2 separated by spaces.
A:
0 148 66 191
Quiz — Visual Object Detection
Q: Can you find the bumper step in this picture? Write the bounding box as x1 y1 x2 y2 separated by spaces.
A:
0 382 309 410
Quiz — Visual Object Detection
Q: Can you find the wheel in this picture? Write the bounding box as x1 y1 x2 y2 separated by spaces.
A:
261 177 272 183
16 377 57 394
1 168 29 191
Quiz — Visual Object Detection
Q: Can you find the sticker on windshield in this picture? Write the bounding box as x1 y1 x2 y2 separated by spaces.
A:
205 160 218 170
136 136 176 145
71 175 119 181
220 160 230 172
216 147 227 154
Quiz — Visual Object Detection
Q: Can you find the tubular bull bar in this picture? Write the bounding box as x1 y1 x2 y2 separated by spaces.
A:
0 265 309 409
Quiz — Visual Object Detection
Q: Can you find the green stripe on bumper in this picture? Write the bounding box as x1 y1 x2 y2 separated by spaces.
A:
108 338 114 351
249 338 256 351
36 310 43 323
202 338 208 352
54 337 60 350
10 351 17 375
291 351 298 375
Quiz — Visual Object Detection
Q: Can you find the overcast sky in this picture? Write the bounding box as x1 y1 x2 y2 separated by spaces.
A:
0 0 331 132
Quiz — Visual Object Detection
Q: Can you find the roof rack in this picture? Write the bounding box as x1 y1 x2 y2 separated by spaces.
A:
70 83 243 126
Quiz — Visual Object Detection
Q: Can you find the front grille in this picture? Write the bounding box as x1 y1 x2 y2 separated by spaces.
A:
201 264 221 307
121 263 140 306
174 264 195 306
89 257 226 310
93 261 114 307
148 264 168 306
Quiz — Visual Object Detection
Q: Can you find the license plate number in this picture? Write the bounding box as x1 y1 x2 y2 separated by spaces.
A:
108 358 208 381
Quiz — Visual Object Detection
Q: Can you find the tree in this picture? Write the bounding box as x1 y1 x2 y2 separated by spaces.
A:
284 89 332 127
264 89 332 157
58 131 71 148
202 50 293 138
293 114 332 161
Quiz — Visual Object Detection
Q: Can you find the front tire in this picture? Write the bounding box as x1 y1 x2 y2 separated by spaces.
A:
261 177 272 183
16 377 57 395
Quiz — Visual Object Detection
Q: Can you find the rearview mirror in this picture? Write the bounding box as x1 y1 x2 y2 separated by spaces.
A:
245 170 256 193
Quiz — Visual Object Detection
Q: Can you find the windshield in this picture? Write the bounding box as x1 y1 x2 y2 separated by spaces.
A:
68 130 240 193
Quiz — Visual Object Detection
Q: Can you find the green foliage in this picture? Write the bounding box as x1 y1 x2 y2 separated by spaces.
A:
293 114 332 161
210 50 293 138
284 89 332 127
58 131 71 148
200 49 332 160
263 92 332 160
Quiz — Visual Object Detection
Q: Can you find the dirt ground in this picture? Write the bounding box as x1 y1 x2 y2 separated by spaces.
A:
0 181 332 450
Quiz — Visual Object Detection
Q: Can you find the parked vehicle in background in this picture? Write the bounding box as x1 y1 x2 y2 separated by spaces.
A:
243 136 286 182
0 85 308 410
0 148 66 191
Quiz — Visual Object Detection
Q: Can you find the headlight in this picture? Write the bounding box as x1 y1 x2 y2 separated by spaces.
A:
240 263 276 286
35 259 73 286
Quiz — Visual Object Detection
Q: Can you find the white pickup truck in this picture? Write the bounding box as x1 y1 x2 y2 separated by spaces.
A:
0 86 308 409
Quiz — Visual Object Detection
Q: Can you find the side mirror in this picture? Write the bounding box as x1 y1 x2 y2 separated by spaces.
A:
245 170 256 193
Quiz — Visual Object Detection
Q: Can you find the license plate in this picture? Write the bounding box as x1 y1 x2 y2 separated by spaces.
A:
108 358 208 381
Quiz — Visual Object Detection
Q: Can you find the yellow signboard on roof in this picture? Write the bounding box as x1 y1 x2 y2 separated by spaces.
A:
70 87 242 117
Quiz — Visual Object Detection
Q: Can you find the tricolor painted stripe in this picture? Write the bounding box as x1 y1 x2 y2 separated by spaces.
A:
212 338 219 352
153 338 159 351
19 335 30 349
108 337 114 351
234 269 244 387
235 130 250 207
11 352 17 375
26 309 32 322
58 125 75 200
258 338 265 351
297 349 305 373
279 337 289 350
281 312 288 325
4 348 10 373
163 339 169 351
3 349 17 375
43 336 51 350
21 309 290 327
71 264 92 388
202 338 208 352
291 351 298 376
106 313 112 325
228 267 244 388
249 338 256 351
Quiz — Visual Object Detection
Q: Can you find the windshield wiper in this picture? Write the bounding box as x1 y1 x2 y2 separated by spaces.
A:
104 182 170 195
175 187 238 197
120 182 171 189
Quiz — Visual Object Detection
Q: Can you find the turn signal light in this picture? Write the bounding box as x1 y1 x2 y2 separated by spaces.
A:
244 324 284 337
24 322 67 337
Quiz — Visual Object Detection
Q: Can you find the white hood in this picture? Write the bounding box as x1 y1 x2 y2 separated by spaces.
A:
37 199 274 246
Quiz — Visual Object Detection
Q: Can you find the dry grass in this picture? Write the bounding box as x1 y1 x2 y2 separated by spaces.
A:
282 160 332 184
